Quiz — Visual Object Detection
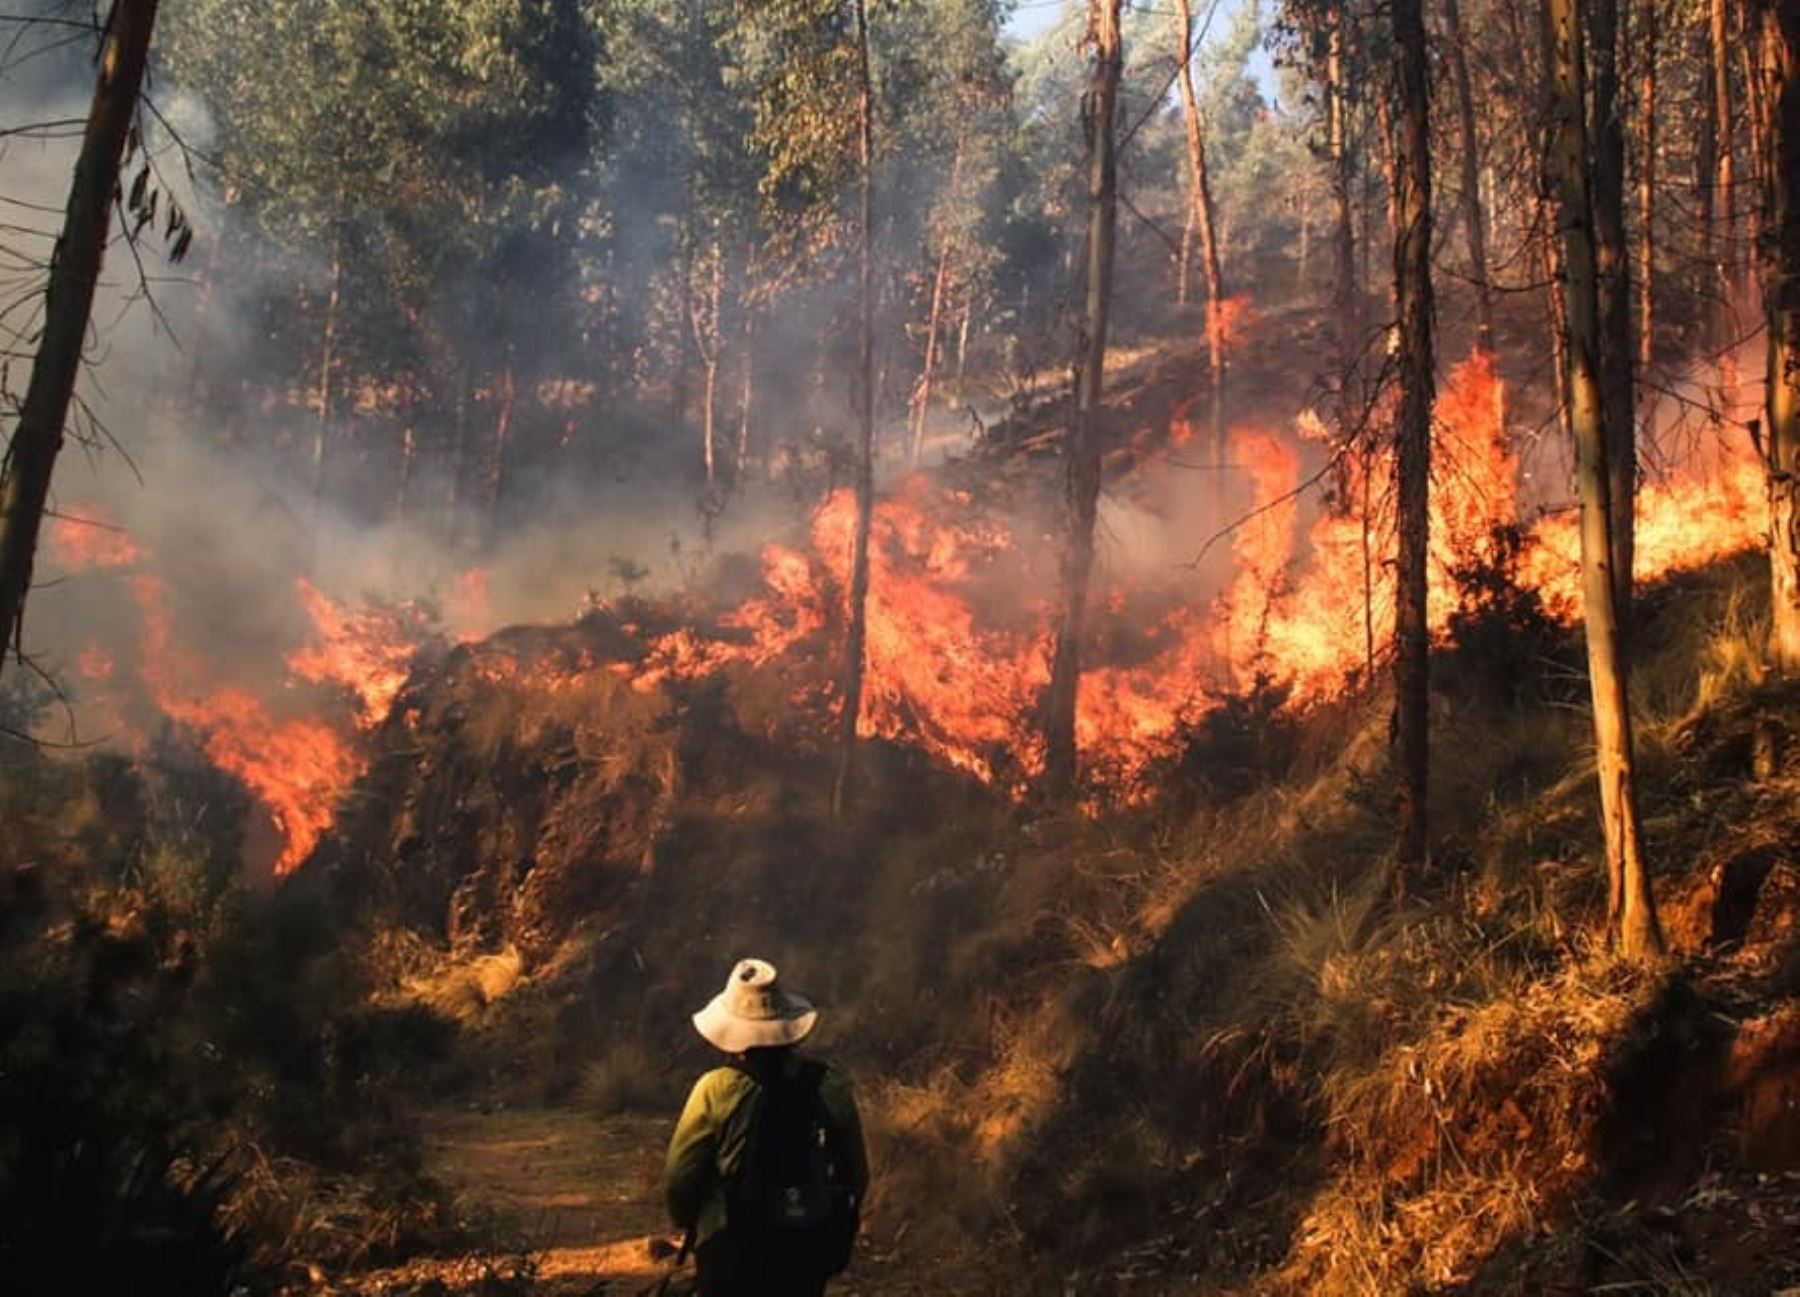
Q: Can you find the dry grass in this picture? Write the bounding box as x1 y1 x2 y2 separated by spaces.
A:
579 1038 669 1116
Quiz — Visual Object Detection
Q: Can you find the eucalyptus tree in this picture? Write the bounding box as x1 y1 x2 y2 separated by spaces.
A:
162 0 601 524
1041 0 1123 799
0 0 163 683
1544 0 1662 959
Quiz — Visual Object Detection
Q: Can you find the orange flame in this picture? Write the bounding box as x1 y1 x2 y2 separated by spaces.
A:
286 578 421 728
131 575 363 875
45 513 142 571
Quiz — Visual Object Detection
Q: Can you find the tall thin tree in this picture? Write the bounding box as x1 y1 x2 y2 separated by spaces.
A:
1544 0 1664 959
1637 0 1658 371
1593 0 1636 619
1393 0 1434 872
833 0 878 817
1758 0 1800 669
1442 0 1494 353
1173 0 1228 456
1042 0 1123 798
0 0 162 681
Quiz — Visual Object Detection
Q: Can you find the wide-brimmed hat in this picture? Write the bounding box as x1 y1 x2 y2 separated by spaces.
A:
692 958 818 1053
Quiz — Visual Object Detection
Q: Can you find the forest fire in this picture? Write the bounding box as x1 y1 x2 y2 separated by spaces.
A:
46 513 425 874
287 578 427 728
599 347 1769 795
36 348 1771 867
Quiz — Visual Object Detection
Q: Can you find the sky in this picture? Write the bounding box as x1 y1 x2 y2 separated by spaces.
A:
1005 0 1283 108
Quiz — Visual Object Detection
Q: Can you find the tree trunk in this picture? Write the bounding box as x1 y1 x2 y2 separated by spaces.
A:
1760 0 1800 669
737 307 756 480
833 0 878 818
1744 16 1771 296
1174 0 1228 458
1042 0 1123 799
1593 0 1636 624
313 191 344 503
955 292 972 399
1638 0 1657 371
907 134 964 474
1329 9 1359 412
1713 0 1736 311
1442 0 1494 352
395 424 416 523
0 0 159 677
1545 0 1664 960
1178 205 1194 306
691 243 723 486
486 363 516 543
1392 0 1433 874
446 364 472 544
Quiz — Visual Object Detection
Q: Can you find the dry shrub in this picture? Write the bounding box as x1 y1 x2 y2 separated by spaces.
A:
404 944 525 1022
1277 963 1663 1293
580 1037 668 1116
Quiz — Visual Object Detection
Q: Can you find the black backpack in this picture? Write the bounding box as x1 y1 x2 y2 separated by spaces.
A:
721 1060 859 1276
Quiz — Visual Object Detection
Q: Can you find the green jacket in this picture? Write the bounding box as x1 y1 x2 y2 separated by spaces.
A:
663 1053 869 1248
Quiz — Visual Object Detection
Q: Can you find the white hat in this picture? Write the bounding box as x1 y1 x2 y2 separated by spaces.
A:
691 958 818 1053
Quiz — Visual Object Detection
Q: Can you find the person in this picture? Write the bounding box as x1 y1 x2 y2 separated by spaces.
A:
664 958 869 1297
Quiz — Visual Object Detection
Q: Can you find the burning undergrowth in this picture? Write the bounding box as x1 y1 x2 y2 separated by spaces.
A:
31 345 1774 917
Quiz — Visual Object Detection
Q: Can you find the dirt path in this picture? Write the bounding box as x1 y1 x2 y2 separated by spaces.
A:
339 1106 964 1296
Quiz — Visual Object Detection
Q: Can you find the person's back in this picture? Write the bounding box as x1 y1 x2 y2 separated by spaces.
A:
664 960 868 1296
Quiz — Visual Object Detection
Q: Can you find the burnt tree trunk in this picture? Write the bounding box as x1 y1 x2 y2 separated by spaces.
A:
1329 8 1359 431
1745 24 1770 273
1593 0 1636 623
0 0 160 677
1175 0 1227 456
1713 0 1737 312
1545 0 1664 959
1042 0 1123 799
1638 0 1657 370
1443 0 1495 352
833 0 878 818
1392 0 1434 873
1760 0 1800 669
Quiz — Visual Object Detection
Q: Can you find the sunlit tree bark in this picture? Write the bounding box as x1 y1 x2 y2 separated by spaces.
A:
1758 0 1800 669
1042 0 1122 798
1545 0 1664 959
0 0 161 681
